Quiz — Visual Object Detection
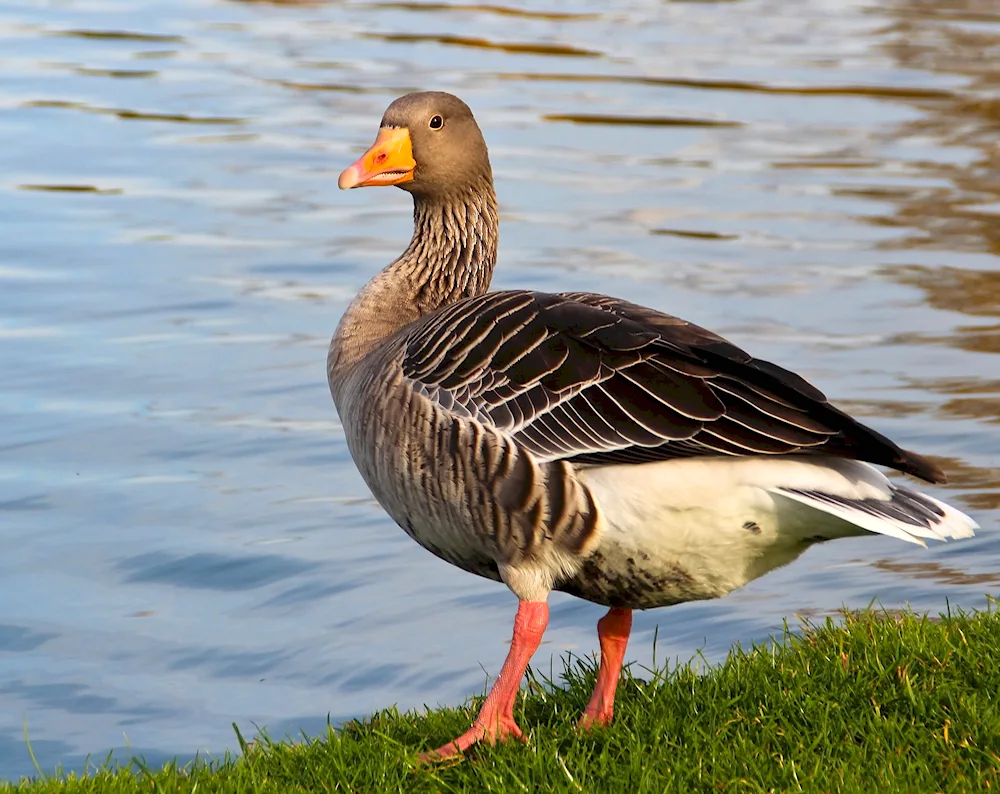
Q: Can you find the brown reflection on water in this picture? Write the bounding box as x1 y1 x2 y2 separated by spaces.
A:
889 268 1000 356
863 0 1000 256
891 266 1000 318
497 71 956 100
73 67 158 79
940 394 1000 425
543 113 742 128
269 79 410 94
829 398 929 419
846 0 1000 479
903 377 1000 429
868 559 1000 587
369 3 601 21
54 29 184 43
19 184 123 195
652 228 740 241
890 266 1000 354
22 99 245 125
921 457 1000 510
362 32 601 58
904 373 1000 425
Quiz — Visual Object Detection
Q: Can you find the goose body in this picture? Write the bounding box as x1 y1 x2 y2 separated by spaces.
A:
329 92 978 759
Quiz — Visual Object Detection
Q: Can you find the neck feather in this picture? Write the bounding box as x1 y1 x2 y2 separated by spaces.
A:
402 181 499 313
329 181 499 377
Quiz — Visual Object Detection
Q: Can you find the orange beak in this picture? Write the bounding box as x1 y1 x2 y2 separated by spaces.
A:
338 127 416 189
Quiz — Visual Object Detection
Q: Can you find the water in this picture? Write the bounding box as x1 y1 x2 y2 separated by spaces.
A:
1 0 998 780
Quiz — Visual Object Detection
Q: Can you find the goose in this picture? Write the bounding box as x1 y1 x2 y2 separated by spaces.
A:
329 91 978 760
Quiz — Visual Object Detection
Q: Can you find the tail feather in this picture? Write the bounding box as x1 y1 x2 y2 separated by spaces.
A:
773 482 978 547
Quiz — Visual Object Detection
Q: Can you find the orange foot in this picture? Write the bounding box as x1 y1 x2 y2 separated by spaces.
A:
577 707 614 731
418 714 525 762
417 600 549 764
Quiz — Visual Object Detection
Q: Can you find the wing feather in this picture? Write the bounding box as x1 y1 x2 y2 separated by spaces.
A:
399 290 944 483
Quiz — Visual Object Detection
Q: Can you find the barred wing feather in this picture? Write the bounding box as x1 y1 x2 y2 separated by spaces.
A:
402 291 944 483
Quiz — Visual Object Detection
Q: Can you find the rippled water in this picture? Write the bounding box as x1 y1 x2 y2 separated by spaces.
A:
1 0 998 780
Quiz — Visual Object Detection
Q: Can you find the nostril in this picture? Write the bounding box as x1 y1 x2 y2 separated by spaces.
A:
374 152 387 164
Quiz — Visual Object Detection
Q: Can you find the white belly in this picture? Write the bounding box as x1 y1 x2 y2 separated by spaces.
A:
562 457 894 608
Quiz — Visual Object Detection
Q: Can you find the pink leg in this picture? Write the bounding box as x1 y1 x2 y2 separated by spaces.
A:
579 607 632 729
419 600 549 762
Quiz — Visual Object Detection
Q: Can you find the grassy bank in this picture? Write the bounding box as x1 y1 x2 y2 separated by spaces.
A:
5 603 1000 793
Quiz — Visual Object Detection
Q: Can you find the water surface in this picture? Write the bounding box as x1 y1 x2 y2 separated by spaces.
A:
1 0 998 780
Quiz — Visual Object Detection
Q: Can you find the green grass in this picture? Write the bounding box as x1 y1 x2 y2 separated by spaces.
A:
6 602 1000 793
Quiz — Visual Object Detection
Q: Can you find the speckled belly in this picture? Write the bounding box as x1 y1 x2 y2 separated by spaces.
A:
562 460 823 610
555 546 708 609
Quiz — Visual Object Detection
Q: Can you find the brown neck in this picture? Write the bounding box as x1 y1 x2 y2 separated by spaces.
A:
329 179 499 380
401 178 499 314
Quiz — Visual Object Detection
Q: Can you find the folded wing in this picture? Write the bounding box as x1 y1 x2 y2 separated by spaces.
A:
401 290 943 483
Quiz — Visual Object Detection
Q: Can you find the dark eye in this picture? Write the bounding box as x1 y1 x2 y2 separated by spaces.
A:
429 114 444 130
